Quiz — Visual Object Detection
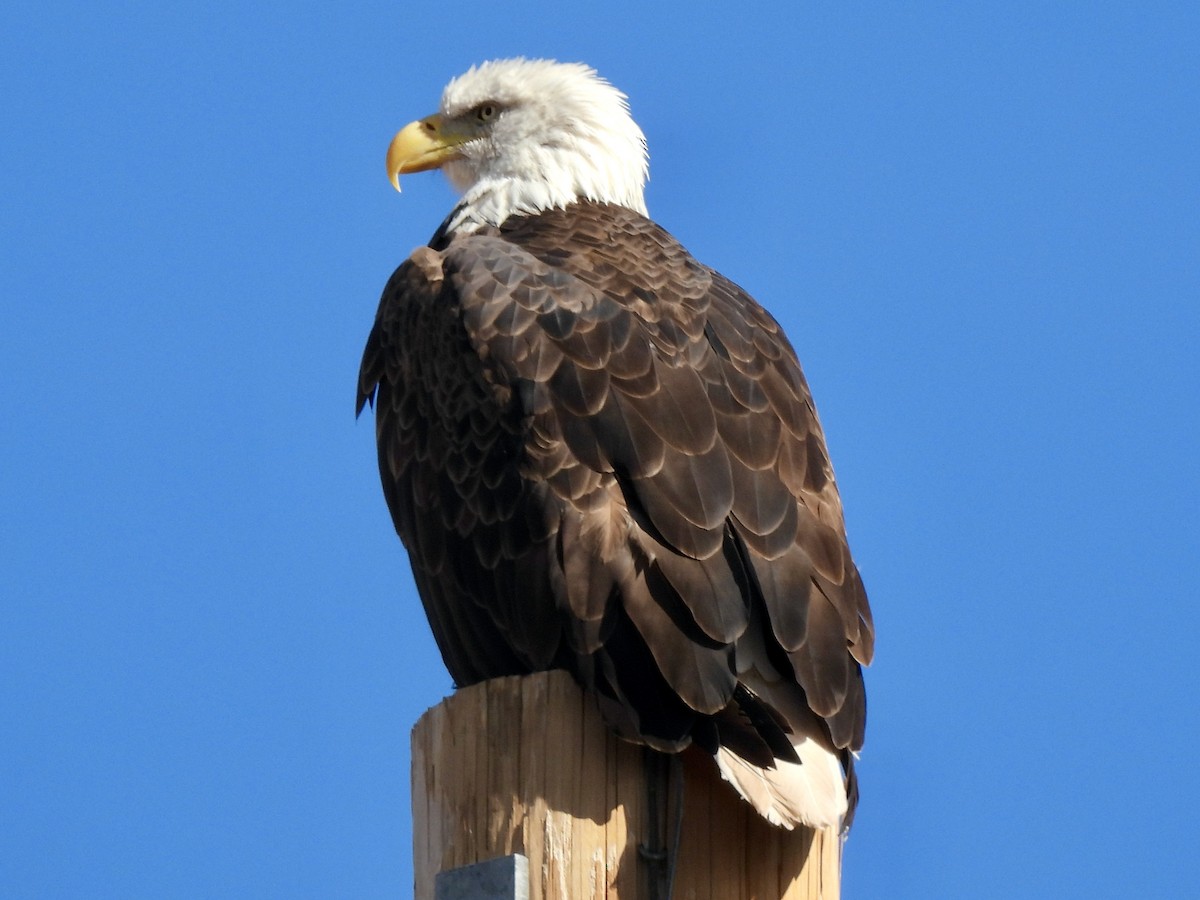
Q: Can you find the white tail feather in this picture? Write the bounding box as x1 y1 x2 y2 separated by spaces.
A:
714 735 847 830
716 653 850 829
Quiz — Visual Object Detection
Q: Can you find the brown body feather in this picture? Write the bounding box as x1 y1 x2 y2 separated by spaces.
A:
358 201 873 821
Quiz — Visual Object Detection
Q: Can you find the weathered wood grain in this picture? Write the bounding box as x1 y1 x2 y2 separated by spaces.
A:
412 671 841 899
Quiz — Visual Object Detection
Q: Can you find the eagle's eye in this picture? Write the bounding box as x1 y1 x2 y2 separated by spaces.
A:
476 104 497 123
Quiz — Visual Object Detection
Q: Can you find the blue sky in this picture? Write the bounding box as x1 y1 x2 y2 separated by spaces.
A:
2 2 1197 897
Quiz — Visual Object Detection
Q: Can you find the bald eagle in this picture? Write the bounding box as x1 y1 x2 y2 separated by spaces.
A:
358 59 873 830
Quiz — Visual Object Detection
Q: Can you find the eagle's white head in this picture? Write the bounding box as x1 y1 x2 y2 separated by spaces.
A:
386 58 649 233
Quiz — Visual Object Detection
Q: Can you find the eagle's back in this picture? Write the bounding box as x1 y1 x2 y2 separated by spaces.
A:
358 201 873 826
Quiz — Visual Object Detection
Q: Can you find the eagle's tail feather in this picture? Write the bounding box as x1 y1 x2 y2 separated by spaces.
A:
714 735 848 830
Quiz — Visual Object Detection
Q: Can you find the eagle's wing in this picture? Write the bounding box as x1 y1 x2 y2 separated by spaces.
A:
358 247 566 681
358 205 872 825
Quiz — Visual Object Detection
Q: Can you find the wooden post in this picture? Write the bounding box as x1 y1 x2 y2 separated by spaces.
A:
412 670 842 899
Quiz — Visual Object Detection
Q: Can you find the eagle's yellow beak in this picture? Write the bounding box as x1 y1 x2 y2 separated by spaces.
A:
386 115 467 191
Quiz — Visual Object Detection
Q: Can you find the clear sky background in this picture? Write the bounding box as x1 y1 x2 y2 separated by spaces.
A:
2 2 1197 897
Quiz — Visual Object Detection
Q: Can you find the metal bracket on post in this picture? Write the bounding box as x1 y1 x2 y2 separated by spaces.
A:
435 853 530 900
